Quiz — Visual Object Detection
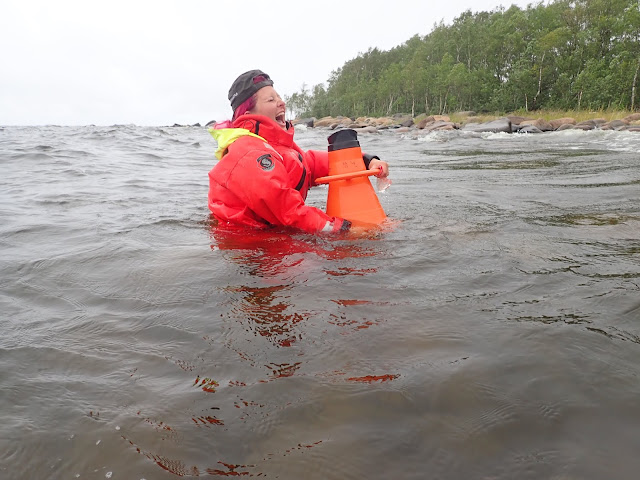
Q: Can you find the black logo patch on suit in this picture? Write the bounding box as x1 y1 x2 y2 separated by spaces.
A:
256 154 274 171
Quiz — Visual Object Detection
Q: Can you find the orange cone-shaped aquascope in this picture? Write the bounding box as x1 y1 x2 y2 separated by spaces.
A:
322 129 386 228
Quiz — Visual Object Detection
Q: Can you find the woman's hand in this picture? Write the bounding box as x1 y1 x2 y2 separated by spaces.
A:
368 158 389 178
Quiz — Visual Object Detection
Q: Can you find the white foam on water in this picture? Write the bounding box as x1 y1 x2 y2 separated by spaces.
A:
410 130 454 143
482 131 521 141
464 127 640 152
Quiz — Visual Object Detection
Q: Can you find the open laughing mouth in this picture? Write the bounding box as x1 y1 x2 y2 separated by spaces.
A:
276 112 286 126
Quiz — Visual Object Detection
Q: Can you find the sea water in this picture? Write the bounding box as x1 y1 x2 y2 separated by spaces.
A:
1 124 639 479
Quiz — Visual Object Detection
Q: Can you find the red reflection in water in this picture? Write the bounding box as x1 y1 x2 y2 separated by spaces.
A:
328 317 378 331
209 221 385 364
226 284 305 348
192 415 224 426
332 299 372 306
347 374 399 383
206 461 251 476
234 399 263 408
122 435 200 476
262 440 323 461
265 361 302 378
194 376 219 393
327 299 381 332
166 355 197 372
131 412 179 447
122 415 326 476
122 435 255 477
325 267 377 276
209 221 379 276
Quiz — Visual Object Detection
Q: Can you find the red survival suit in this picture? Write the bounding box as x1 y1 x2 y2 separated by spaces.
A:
208 114 344 233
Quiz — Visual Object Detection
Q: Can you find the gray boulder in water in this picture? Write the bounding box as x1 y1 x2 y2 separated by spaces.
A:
517 125 543 134
462 117 512 133
294 117 315 128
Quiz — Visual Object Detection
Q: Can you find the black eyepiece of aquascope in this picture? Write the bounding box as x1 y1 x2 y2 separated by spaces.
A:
328 128 360 152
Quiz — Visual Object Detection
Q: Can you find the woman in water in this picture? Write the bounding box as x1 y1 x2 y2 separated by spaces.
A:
207 69 389 233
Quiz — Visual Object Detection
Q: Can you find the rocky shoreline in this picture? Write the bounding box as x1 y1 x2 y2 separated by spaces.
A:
293 112 640 134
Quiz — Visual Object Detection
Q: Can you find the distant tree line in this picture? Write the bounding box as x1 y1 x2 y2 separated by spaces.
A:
285 0 640 118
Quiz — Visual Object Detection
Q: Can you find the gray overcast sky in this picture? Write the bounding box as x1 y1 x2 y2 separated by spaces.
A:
1 0 536 126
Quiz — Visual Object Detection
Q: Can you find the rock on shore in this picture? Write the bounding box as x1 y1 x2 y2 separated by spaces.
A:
293 112 640 133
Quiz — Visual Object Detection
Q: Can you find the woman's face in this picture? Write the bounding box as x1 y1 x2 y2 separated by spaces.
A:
249 86 287 129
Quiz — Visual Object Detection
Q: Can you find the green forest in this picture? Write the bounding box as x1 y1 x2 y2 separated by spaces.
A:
285 0 640 118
